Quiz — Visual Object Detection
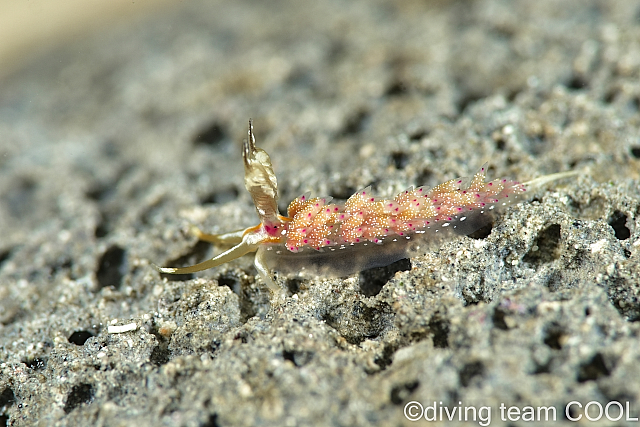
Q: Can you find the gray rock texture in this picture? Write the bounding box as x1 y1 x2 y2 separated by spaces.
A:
1 0 639 426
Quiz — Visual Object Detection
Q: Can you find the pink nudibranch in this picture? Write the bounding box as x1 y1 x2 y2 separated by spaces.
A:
155 120 575 291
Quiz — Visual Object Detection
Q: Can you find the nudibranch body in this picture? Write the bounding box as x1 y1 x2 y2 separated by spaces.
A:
156 120 569 291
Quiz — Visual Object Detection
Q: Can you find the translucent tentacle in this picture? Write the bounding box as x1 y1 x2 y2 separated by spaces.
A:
190 225 244 245
154 237 257 275
243 119 281 224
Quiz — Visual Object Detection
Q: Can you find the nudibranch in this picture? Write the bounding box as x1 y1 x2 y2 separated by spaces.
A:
155 120 573 291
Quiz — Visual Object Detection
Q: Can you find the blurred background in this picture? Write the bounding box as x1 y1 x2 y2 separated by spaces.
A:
0 0 179 79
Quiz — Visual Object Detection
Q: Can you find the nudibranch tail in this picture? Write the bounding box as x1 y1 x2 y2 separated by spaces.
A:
523 170 579 190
